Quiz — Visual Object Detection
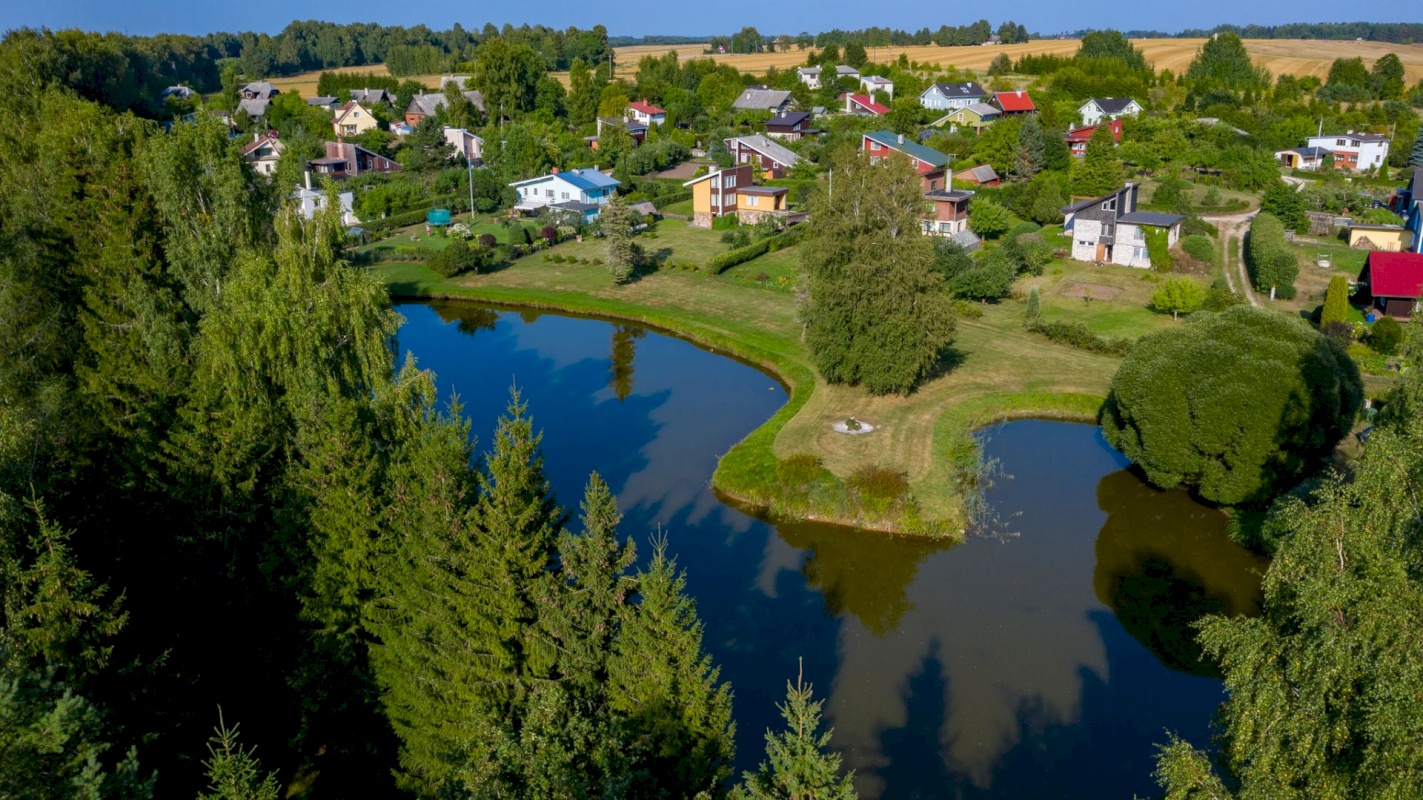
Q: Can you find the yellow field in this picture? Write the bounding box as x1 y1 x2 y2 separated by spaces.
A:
613 38 1423 84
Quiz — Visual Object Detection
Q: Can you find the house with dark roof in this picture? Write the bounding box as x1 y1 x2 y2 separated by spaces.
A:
161 85 195 101
1062 183 1184 269
923 189 975 238
765 111 813 141
1065 119 1123 158
626 100 666 126
1078 97 1142 127
311 141 402 179
1275 146 1333 171
953 164 1000 188
844 94 890 116
732 88 793 114
1356 251 1423 318
592 116 648 148
990 90 1036 115
237 98 270 120
241 82 278 100
349 87 396 106
509 167 621 213
918 82 987 111
306 96 341 112
404 91 486 127
724 134 800 178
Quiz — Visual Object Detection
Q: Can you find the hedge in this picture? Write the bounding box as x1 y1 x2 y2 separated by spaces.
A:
1024 320 1132 356
706 239 771 274
651 190 692 209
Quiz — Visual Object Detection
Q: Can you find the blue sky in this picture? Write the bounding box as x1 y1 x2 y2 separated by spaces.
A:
3 0 1419 38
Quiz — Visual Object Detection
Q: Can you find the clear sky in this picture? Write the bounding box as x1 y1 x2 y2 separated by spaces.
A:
2 0 1419 39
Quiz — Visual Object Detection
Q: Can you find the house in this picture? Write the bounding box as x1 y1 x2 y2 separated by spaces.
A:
724 134 801 178
593 116 648 148
835 65 861 81
1274 146 1333 171
922 189 976 237
241 82 278 100
160 85 194 101
1078 97 1142 127
991 90 1036 115
860 75 893 100
237 98 270 120
403 91 487 127
1403 168 1423 253
932 102 1000 131
765 111 813 141
333 101 378 137
293 173 358 226
349 87 396 106
1304 132 1390 172
953 164 1000 188
1347 224 1413 252
1356 251 1423 318
443 127 484 162
918 81 988 111
1065 119 1124 158
1062 183 1185 269
438 75 470 91
732 88 793 114
844 94 890 116
310 140 402 179
626 100 666 126
796 66 823 90
860 130 952 192
241 131 284 177
683 165 790 228
306 96 341 112
510 167 620 213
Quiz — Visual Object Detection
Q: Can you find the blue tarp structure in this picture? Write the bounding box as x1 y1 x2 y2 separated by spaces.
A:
427 209 452 226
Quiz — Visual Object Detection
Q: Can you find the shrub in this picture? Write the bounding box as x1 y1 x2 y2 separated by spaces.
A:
1203 286 1245 311
1101 306 1363 505
706 238 772 274
1025 286 1041 322
711 214 739 231
1181 216 1219 238
1181 234 1216 265
720 228 751 247
1024 320 1132 356
776 453 825 487
1367 315 1403 355
1320 321 1355 344
1320 275 1350 326
539 225 557 243
848 465 909 501
478 233 497 248
1245 213 1299 298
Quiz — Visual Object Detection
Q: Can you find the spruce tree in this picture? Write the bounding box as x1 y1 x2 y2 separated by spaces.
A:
1072 124 1125 197
1410 126 1423 169
601 196 643 283
197 716 280 800
1009 115 1045 182
733 665 857 800
1025 287 1041 323
1320 275 1350 326
608 544 736 798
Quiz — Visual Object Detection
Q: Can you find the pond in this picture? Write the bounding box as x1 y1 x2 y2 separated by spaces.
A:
395 301 1268 799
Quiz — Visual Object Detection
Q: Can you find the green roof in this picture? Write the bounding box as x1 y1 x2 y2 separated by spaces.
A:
864 130 950 169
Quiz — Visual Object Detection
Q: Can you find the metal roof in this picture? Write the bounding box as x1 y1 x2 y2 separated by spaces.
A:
1118 211 1186 227
863 130 950 168
1086 97 1137 114
725 134 801 167
732 89 792 110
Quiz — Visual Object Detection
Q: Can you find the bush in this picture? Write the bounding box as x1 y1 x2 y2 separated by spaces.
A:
1203 286 1245 311
1181 235 1216 265
539 225 557 243
1024 320 1133 356
1150 276 1207 320
1181 216 1219 238
847 465 909 501
1245 213 1299 297
478 233 497 248
705 237 772 274
1101 306 1363 505
1367 315 1404 355
776 453 825 487
720 228 751 247
1320 321 1355 344
1320 275 1350 326
711 215 739 231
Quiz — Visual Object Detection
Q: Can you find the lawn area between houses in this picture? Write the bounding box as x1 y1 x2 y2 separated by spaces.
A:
377 244 1132 535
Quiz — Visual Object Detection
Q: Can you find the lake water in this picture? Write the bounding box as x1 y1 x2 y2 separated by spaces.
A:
395 301 1268 799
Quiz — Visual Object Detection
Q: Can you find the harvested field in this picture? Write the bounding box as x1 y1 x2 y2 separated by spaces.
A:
266 64 445 97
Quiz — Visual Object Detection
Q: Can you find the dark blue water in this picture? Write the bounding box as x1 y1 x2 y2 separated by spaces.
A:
394 301 1266 799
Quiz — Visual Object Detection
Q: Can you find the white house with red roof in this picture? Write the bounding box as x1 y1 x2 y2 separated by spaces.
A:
1357 251 1423 318
1065 119 1123 158
241 131 284 177
626 100 667 126
844 93 889 116
990 90 1037 115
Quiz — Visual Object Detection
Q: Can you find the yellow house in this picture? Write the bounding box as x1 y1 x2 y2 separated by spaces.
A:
1349 224 1414 252
735 186 789 222
682 165 790 228
333 101 378 138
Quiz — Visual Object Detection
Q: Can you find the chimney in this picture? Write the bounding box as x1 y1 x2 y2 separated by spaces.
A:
551 166 560 174
254 131 259 142
304 171 311 191
898 133 905 145
1016 89 1023 97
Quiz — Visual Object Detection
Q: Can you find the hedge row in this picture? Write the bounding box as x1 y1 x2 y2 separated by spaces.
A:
651 190 692 209
1024 320 1133 357
364 194 473 233
703 225 805 274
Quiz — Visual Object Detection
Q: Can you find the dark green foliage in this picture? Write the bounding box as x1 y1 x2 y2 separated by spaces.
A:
932 238 1014 302
601 196 643 283
1155 380 1423 797
1101 306 1362 505
732 669 856 800
1245 213 1299 298
1025 287 1041 322
1320 275 1350 326
800 148 956 395
427 238 493 278
1023 320 1133 356
1009 116 1045 182
197 717 279 800
1258 181 1308 232
1077 30 1151 74
1185 33 1271 93
707 238 772 274
1203 285 1245 312
967 197 1011 239
1367 315 1404 355
1410 126 1423 169
1370 53 1406 100
1144 227 1173 272
1072 125 1125 197
1180 235 1216 265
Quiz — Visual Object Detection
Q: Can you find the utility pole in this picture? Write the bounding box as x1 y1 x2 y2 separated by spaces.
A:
467 141 476 221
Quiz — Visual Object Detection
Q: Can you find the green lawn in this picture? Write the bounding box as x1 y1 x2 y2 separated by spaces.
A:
356 216 543 260
526 218 730 270
1017 258 1190 338
721 244 801 290
659 199 694 216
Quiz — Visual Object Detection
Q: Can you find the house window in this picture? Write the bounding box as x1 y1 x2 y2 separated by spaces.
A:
1102 198 1116 212
1336 139 1347 146
870 142 881 151
1103 224 1114 238
747 195 758 207
561 192 569 200
711 194 719 207
545 189 553 198
724 175 737 188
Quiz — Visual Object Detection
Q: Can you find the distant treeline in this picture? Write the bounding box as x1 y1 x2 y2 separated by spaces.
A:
1063 22 1423 44
608 35 711 47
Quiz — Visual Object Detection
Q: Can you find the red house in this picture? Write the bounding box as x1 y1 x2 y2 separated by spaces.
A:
1065 119 1123 158
860 130 951 191
626 100 666 126
991 90 1036 115
1357 251 1423 319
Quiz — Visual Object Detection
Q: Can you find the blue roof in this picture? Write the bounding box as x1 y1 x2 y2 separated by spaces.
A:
560 168 621 192
863 131 950 169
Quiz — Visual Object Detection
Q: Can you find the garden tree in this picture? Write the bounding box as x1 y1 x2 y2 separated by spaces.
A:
732 667 856 800
1150 276 1206 320
398 116 454 171
1077 29 1151 74
197 717 279 800
1324 56 1369 91
1026 172 1068 225
1320 275 1349 326
472 37 544 120
567 58 600 127
1101 306 1362 505
987 53 1013 76
534 75 567 118
1410 126 1423 169
600 195 643 283
1369 52 1406 99
885 97 921 136
1245 213 1300 299
494 123 550 182
1258 180 1307 231
967 196 1011 239
598 83 630 119
440 80 478 130
598 121 635 164
1072 124 1125 197
843 42 868 68
1185 32 1270 94
800 148 956 394
1155 383 1423 798
969 116 1020 176
1009 115 1046 182
608 545 736 798
730 27 765 54
1024 287 1041 322
1150 169 1191 215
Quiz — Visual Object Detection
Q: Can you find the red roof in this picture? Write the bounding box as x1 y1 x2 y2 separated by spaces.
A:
628 100 665 115
993 91 1036 112
1364 252 1423 298
1064 119 1123 144
848 94 890 115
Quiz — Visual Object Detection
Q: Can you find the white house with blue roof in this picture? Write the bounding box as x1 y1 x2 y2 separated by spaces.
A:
509 167 621 216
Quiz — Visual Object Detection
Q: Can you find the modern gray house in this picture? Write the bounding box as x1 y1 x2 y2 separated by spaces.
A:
1062 183 1184 269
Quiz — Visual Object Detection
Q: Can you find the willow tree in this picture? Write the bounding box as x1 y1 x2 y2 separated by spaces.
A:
800 147 956 395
